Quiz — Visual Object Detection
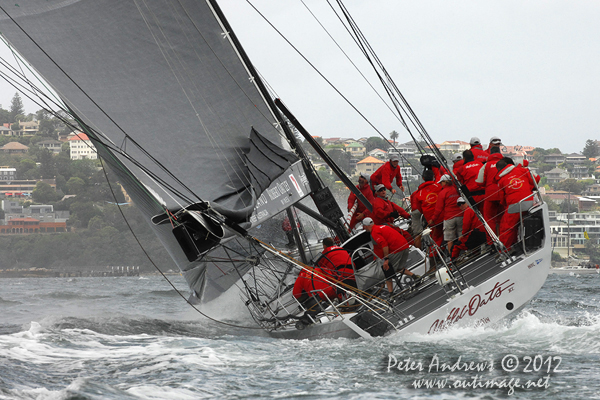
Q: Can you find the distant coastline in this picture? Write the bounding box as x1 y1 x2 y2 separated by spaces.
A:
0 267 180 279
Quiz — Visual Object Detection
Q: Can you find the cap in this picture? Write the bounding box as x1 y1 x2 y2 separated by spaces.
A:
359 173 370 182
457 197 466 205
470 137 481 145
374 184 386 191
452 153 463 162
390 154 400 162
489 136 501 144
438 174 451 183
362 217 374 226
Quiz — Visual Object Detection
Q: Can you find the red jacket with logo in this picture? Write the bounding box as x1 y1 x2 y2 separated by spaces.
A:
496 165 536 206
411 181 442 223
470 144 489 164
460 160 485 194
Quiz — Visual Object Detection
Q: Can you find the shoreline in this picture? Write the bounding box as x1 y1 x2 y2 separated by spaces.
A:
0 269 180 278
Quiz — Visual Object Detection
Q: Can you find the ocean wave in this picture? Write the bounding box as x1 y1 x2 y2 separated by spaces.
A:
0 297 20 305
37 291 112 300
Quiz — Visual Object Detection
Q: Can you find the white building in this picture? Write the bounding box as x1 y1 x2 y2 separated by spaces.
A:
69 132 97 160
551 211 600 257
0 167 16 181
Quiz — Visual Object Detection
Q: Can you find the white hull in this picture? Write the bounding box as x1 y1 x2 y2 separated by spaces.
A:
258 203 552 340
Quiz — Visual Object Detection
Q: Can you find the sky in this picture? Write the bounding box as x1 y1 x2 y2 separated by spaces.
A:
1 0 598 154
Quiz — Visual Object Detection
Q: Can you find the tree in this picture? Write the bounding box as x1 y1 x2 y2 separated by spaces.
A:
389 130 399 145
9 93 24 122
69 201 102 228
328 149 352 174
17 158 37 178
555 179 587 195
365 137 389 153
32 181 60 203
66 176 86 195
582 139 599 159
37 148 56 179
0 107 10 124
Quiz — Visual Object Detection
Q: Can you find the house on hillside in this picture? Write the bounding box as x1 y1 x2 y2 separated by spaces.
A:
345 142 366 158
439 140 470 152
565 153 586 165
544 154 565 165
19 120 40 136
69 132 97 160
37 139 63 154
356 156 384 176
0 142 28 154
368 148 387 159
545 168 569 184
570 165 592 180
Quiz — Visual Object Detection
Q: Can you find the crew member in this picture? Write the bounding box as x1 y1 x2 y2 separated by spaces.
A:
362 217 418 297
429 174 464 254
371 153 404 194
451 197 487 258
347 173 375 230
495 157 537 250
475 146 504 235
459 149 485 207
410 169 443 247
316 237 355 284
370 184 410 225
469 137 489 163
486 136 502 155
452 153 464 181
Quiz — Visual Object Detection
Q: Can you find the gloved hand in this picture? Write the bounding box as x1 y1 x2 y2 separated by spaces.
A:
388 211 400 219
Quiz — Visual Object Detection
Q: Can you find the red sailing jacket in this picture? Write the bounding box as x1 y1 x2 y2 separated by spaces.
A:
411 181 442 223
370 161 403 190
496 165 536 206
470 144 489 164
347 183 375 212
460 160 485 194
370 224 409 258
317 246 354 281
452 159 464 181
475 152 503 202
292 268 336 300
370 196 410 225
432 185 464 222
461 207 484 235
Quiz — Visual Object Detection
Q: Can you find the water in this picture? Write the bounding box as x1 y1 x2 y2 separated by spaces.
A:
1 273 599 399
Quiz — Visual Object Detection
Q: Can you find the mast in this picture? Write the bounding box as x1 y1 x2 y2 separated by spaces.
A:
275 98 373 215
207 0 349 241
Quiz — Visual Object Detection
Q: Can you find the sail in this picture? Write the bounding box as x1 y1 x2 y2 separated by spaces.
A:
0 0 292 219
0 0 308 298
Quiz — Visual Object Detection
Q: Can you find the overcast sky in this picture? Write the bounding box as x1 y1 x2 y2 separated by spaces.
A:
1 0 598 154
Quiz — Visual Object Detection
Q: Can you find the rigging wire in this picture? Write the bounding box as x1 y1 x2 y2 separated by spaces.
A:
245 0 422 195
0 4 216 213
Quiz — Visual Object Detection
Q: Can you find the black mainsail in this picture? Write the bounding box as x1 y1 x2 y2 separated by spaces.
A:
0 0 317 299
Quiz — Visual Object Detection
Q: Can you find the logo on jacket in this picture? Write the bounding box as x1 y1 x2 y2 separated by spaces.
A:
508 177 524 190
425 192 438 204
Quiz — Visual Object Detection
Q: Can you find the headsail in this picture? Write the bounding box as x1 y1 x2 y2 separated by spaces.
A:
0 0 312 299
